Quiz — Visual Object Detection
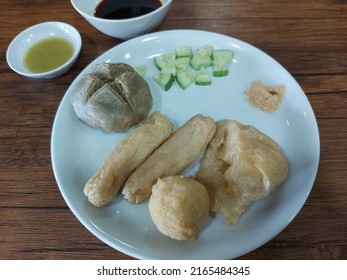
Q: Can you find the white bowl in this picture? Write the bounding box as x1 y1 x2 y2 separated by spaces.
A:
6 22 82 78
70 0 173 39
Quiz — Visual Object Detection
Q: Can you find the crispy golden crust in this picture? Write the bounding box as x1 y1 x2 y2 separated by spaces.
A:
83 112 173 207
122 114 216 204
196 120 289 225
149 176 209 240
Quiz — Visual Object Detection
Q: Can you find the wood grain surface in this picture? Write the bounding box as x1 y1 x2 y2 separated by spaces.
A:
0 0 346 260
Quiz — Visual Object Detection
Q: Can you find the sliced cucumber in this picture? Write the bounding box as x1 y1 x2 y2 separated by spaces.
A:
176 70 197 89
213 65 229 77
190 55 212 70
153 72 175 91
197 45 213 57
160 65 176 77
190 45 213 70
212 50 233 77
195 67 212 86
212 50 233 62
152 45 234 91
134 65 146 78
175 56 191 71
175 45 192 58
154 53 176 70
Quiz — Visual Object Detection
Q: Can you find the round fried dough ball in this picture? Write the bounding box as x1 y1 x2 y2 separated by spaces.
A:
149 175 209 240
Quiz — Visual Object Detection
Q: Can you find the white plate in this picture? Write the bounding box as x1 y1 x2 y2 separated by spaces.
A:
51 30 320 259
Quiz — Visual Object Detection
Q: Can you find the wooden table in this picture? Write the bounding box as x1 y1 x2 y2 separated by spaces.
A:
1 0 346 260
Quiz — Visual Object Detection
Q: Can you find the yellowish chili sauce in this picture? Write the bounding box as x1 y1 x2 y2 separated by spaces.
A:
24 37 74 73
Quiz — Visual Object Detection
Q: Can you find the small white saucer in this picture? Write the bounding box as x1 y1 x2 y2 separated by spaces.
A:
6 21 82 78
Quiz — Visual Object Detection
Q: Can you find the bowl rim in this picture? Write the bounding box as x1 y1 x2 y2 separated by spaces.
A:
6 21 82 78
70 0 173 23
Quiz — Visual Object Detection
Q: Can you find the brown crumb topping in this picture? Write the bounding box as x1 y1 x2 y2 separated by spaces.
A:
245 80 285 112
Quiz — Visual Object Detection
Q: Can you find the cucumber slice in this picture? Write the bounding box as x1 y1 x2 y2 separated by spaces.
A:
154 53 176 70
197 45 213 57
152 45 234 91
153 72 175 91
176 70 197 89
160 65 176 77
175 45 192 58
134 65 146 78
212 50 233 77
213 65 229 77
190 45 213 70
195 67 212 86
212 50 233 63
175 56 191 71
190 55 212 70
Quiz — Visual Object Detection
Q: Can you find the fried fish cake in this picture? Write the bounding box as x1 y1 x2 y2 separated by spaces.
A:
149 176 209 240
84 111 173 207
196 120 289 225
122 114 216 204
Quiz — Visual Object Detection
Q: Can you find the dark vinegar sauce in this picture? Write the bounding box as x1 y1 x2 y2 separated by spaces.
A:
94 0 162 20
